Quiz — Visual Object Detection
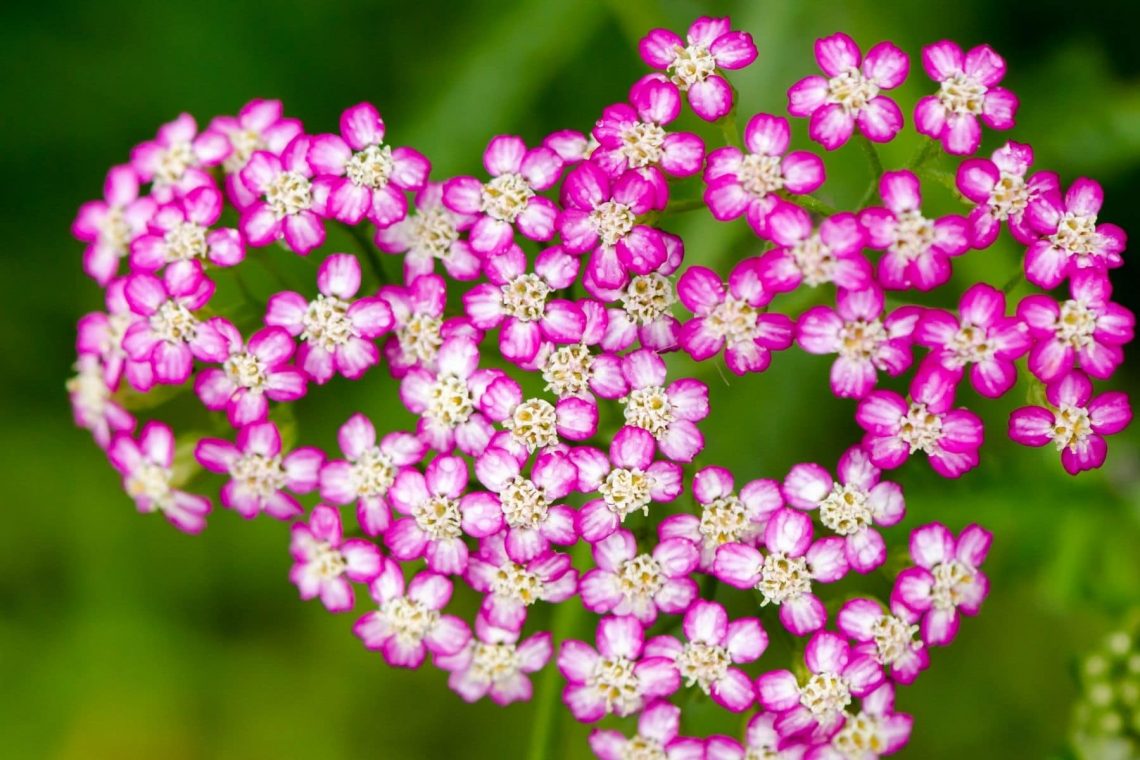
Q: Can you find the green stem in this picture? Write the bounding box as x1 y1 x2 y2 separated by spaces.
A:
908 138 942 171
719 107 743 149
663 197 707 216
777 191 838 216
1001 269 1025 294
340 222 390 285
855 134 884 210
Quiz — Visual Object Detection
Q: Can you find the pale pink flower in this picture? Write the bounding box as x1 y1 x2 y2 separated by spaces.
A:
130 112 227 200
68 355 135 449
435 615 552 705
379 274 481 378
617 349 709 463
398 336 496 455
72 165 156 285
466 532 578 631
76 278 153 391
955 141 1059 248
129 185 243 272
478 374 599 455
704 713 807 760
1023 178 1127 289
805 683 914 759
592 77 705 180
239 135 327 255
589 701 705 760
289 504 382 613
203 99 304 209
108 421 210 533
586 236 685 352
915 42 1017 155
374 182 481 282
579 529 698 625
838 597 927 686
758 202 870 293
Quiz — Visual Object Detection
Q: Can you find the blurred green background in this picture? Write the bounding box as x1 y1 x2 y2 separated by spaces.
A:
4 0 1140 757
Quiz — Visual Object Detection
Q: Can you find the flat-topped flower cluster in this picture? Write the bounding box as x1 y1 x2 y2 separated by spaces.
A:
69 16 1132 759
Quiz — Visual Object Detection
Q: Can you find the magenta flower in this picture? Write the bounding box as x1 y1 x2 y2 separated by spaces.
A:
536 300 629 407
375 182 481 282
558 162 667 290
399 336 496 455
955 141 1059 248
856 364 984 477
288 504 381 613
130 112 227 200
463 245 585 364
915 42 1017 155
239 135 327 255
473 446 579 563
618 349 709 463
839 597 927 686
783 446 905 573
787 33 909 150
757 202 870 293
76 278 153 392
590 258 685 352
806 683 914 759
705 114 825 236
194 321 306 428
558 615 681 722
72 165 156 285
592 77 705 181
1023 178 1127 289
915 282 1031 398
265 253 395 384
353 557 470 667
677 259 795 375
1009 370 1132 475
122 260 226 385
478 374 599 454
704 713 804 760
308 102 430 226
659 466 783 571
129 185 243 272
859 171 969 291
579 529 698 625
379 274 459 378
435 615 552 705
638 16 758 121
589 701 705 760
577 426 683 543
796 285 921 399
203 99 304 209
466 533 578 631
893 523 992 646
194 421 323 520
1018 270 1134 383
318 413 426 536
69 355 135 449
443 135 562 254
755 630 885 743
644 599 767 712
384 455 498 575
715 508 848 635
107 421 210 533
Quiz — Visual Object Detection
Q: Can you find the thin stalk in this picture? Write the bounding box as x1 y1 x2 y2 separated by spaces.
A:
777 191 838 216
340 221 390 285
719 107 743 150
1001 269 1025 294
855 134 884 210
663 197 707 216
908 138 942 171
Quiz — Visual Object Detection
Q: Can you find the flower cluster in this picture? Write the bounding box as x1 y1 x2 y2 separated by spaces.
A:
70 15 1131 759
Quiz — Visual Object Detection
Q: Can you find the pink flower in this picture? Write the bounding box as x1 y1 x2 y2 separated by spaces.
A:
755 630 885 743
435 615 552 705
122 260 226 385
129 185 244 272
399 336 496 455
130 112 226 200
704 713 806 760
265 253 395 383
915 283 1031 398
374 182 481 282
535 300 629 407
643 599 767 712
203 99 304 209
239 135 327 255
915 42 1017 155
892 523 992 646
353 557 470 667
463 245 585 364
796 285 921 399
592 77 705 180
837 598 927 685
194 321 307 427
579 529 698 625
380 275 481 378
714 508 848 636
443 135 562 254
194 421 323 520
639 16 758 121
385 455 497 575
473 446 579 563
478 375 599 455
659 466 783 571
68 355 135 449
757 202 870 292
618 349 709 463
955 141 1059 248
107 421 210 533
859 171 969 291
705 115 825 235
72 165 156 285
558 615 681 721
1023 178 1127 289
308 102 430 226
577 426 683 543
289 504 382 613
856 364 984 477
588 241 685 352
783 446 906 573
677 260 795 375
558 162 667 290
466 532 578 631
76 278 153 391
1009 370 1132 475
1018 270 1134 383
589 701 705 760
318 413 426 536
805 683 913 759
544 129 595 165
787 33 909 150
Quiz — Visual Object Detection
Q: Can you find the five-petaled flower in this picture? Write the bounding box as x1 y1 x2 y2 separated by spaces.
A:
289 504 382 612
915 41 1017 155
108 421 211 533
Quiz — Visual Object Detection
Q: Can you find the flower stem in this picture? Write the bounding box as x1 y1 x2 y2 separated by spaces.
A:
908 138 942 171
777 191 838 216
340 221 390 286
855 134 884 210
719 107 743 150
1001 268 1026 294
663 197 707 216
